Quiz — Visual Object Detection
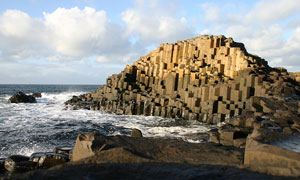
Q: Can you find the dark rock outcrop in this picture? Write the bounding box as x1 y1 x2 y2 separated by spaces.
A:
71 132 244 164
29 152 69 168
8 92 37 103
4 155 32 172
5 132 296 180
0 146 72 178
8 163 294 180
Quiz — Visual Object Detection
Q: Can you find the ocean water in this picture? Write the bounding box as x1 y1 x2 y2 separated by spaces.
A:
0 84 211 158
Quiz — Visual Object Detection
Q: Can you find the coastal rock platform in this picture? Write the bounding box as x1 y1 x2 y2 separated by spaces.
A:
62 35 300 178
5 132 296 180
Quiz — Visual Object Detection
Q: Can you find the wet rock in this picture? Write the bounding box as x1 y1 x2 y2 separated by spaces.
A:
4 155 32 172
208 129 219 144
0 158 5 172
32 93 42 98
283 127 293 134
53 147 73 159
130 129 143 137
29 152 47 164
30 152 69 168
8 92 37 103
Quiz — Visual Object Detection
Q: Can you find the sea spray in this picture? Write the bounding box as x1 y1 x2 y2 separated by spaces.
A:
0 84 211 158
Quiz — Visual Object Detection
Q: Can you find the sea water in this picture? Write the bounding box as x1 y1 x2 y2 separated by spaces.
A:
0 84 211 158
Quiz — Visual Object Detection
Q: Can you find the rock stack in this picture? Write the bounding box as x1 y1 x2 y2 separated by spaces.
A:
8 92 37 103
66 35 300 125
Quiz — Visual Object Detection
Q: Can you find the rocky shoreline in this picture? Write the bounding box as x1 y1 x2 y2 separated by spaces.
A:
65 35 300 151
1 124 299 178
1 130 298 179
3 35 300 178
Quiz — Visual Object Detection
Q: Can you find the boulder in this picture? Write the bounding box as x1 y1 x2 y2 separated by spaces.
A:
208 129 219 144
30 152 69 168
219 129 235 146
8 92 37 103
244 128 300 177
4 155 34 172
32 93 42 98
130 129 143 137
233 138 246 148
29 152 47 164
53 146 73 159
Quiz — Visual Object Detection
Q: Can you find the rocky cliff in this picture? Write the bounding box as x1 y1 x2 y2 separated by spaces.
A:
66 35 300 125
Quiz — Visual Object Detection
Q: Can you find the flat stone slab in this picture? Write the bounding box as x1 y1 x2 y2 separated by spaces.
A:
244 129 300 177
72 132 244 166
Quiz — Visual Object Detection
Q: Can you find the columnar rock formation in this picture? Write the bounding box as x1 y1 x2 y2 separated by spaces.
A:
66 35 300 125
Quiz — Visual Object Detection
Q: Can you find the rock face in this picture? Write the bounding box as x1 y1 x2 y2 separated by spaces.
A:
71 132 244 165
8 92 37 103
12 132 286 180
4 155 32 172
0 146 72 176
64 35 300 177
66 35 300 125
244 129 300 177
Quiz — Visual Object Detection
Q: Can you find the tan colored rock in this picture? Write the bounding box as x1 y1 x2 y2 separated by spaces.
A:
233 138 246 148
219 129 235 146
72 132 97 161
244 129 300 177
131 129 143 137
66 35 300 126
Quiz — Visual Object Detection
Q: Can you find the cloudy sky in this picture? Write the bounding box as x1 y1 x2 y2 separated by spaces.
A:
0 0 299 84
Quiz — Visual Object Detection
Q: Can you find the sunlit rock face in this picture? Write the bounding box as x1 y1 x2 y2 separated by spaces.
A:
66 35 300 125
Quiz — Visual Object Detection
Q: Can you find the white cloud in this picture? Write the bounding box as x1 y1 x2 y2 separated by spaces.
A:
198 0 300 72
201 3 221 22
43 7 127 57
246 0 300 23
0 10 49 60
0 7 134 64
227 25 283 52
121 1 194 44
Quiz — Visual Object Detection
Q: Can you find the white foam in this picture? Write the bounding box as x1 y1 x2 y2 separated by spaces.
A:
0 91 212 157
38 92 86 104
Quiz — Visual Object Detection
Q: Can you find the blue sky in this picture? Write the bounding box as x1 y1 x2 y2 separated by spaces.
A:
0 0 299 84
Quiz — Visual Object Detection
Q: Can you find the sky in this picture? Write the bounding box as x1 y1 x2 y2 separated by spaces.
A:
0 0 299 84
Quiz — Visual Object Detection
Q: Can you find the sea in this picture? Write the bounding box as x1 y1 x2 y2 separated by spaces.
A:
0 84 211 158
